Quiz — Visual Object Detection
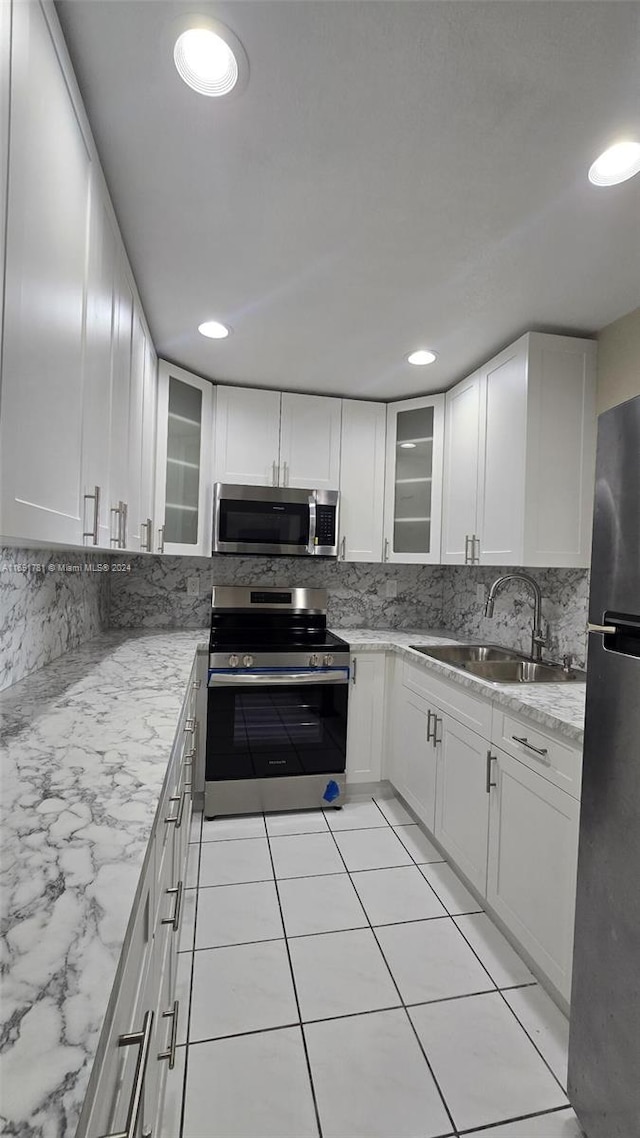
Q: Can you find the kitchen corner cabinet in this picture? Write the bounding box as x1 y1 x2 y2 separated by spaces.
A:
214 385 342 490
77 668 199 1138
442 332 597 567
155 361 215 556
345 652 386 782
383 395 445 564
338 400 386 562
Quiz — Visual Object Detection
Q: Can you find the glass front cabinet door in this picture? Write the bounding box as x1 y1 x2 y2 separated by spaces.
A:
383 394 445 563
154 361 214 555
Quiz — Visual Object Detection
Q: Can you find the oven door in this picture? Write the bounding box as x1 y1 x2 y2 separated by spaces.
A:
206 670 349 780
213 484 312 555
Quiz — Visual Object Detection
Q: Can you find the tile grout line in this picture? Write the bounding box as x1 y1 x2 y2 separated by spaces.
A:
458 1102 578 1135
493 985 571 1098
323 800 462 1138
262 819 324 1138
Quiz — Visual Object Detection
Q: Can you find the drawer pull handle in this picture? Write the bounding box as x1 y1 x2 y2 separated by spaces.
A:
162 880 184 932
486 750 497 793
426 709 435 743
512 735 550 762
184 718 195 734
164 795 181 825
158 1000 179 1069
98 1009 154 1138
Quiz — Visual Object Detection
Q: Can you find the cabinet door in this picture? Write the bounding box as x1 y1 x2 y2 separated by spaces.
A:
81 177 117 548
109 257 134 547
393 687 437 830
139 338 158 551
279 392 342 490
339 400 386 562
383 395 445 564
155 361 214 556
476 341 527 564
435 716 490 894
0 0 91 544
487 748 580 1000
346 653 386 783
441 371 482 564
214 385 281 486
126 307 147 550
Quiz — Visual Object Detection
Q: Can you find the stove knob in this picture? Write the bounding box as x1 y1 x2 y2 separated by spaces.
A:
309 654 320 667
228 654 239 668
242 654 254 668
323 654 334 666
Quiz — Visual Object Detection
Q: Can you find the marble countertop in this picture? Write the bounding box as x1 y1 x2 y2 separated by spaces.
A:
0 630 207 1138
0 622 585 1138
332 628 586 743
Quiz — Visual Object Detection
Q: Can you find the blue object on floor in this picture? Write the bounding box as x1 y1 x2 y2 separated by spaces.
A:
322 779 341 803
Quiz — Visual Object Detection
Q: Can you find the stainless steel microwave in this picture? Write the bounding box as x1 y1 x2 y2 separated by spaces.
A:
213 483 340 556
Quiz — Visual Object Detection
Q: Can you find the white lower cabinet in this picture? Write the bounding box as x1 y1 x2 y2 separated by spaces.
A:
487 747 580 1001
345 653 385 783
435 715 490 895
392 683 438 830
77 668 198 1138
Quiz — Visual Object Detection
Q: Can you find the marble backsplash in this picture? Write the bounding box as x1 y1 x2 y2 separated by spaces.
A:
109 554 589 668
442 566 590 669
108 554 447 632
0 546 110 692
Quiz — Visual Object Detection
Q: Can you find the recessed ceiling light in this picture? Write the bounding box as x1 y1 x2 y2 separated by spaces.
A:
173 21 246 97
198 320 230 339
407 349 437 366
399 442 417 449
588 140 640 186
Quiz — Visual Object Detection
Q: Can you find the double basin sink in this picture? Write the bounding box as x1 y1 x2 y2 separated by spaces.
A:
409 644 585 684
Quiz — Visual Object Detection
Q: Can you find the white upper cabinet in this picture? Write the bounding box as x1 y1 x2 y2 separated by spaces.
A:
0 0 91 545
214 385 341 489
279 392 341 489
214 385 282 486
383 395 445 563
139 336 158 552
441 371 483 563
339 400 386 562
442 332 597 567
155 361 214 556
108 257 134 549
0 0 10 340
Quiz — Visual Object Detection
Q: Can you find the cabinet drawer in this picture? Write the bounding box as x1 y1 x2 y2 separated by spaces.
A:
402 659 492 738
492 709 582 799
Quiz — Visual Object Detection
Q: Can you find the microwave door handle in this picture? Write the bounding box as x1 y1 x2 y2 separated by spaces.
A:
307 494 317 554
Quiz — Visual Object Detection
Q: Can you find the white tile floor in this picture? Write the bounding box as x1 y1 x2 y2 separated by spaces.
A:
164 795 586 1138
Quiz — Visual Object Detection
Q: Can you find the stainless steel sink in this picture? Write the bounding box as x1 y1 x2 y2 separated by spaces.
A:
462 660 586 683
408 644 585 683
409 644 528 665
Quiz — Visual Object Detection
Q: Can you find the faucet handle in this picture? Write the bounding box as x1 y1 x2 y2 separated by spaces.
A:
562 653 573 674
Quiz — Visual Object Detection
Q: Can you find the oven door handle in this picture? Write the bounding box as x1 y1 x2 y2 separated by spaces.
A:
208 671 349 687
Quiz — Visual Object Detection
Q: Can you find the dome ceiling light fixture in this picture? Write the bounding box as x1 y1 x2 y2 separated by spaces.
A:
198 320 230 339
407 349 437 366
173 17 248 98
588 140 640 186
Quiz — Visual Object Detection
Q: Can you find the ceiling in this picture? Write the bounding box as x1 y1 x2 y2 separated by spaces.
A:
56 1 640 400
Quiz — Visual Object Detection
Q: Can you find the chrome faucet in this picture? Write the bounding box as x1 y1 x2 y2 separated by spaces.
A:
484 573 547 662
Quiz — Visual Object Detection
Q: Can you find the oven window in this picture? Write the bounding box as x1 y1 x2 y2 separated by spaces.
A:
206 681 348 779
218 499 309 546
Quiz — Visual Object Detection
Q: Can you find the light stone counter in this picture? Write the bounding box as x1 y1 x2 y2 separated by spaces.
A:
333 628 586 743
0 630 207 1138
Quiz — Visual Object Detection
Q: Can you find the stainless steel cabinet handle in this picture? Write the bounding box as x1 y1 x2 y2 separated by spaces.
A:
158 1000 179 1069
426 709 435 743
192 678 201 690
384 537 389 562
464 534 471 564
120 502 128 549
340 535 346 560
351 657 357 685
110 504 121 546
140 517 153 552
587 623 617 635
283 460 289 486
162 880 184 932
164 794 181 825
158 524 165 553
486 750 497 793
272 460 278 486
97 1009 154 1138
433 715 442 746
511 735 550 761
83 486 101 545
473 535 481 564
184 718 195 734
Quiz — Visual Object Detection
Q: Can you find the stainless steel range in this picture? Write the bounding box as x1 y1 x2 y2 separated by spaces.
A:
205 586 350 819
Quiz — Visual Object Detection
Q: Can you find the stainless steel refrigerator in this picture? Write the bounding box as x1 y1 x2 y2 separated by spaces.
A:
568 393 640 1138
